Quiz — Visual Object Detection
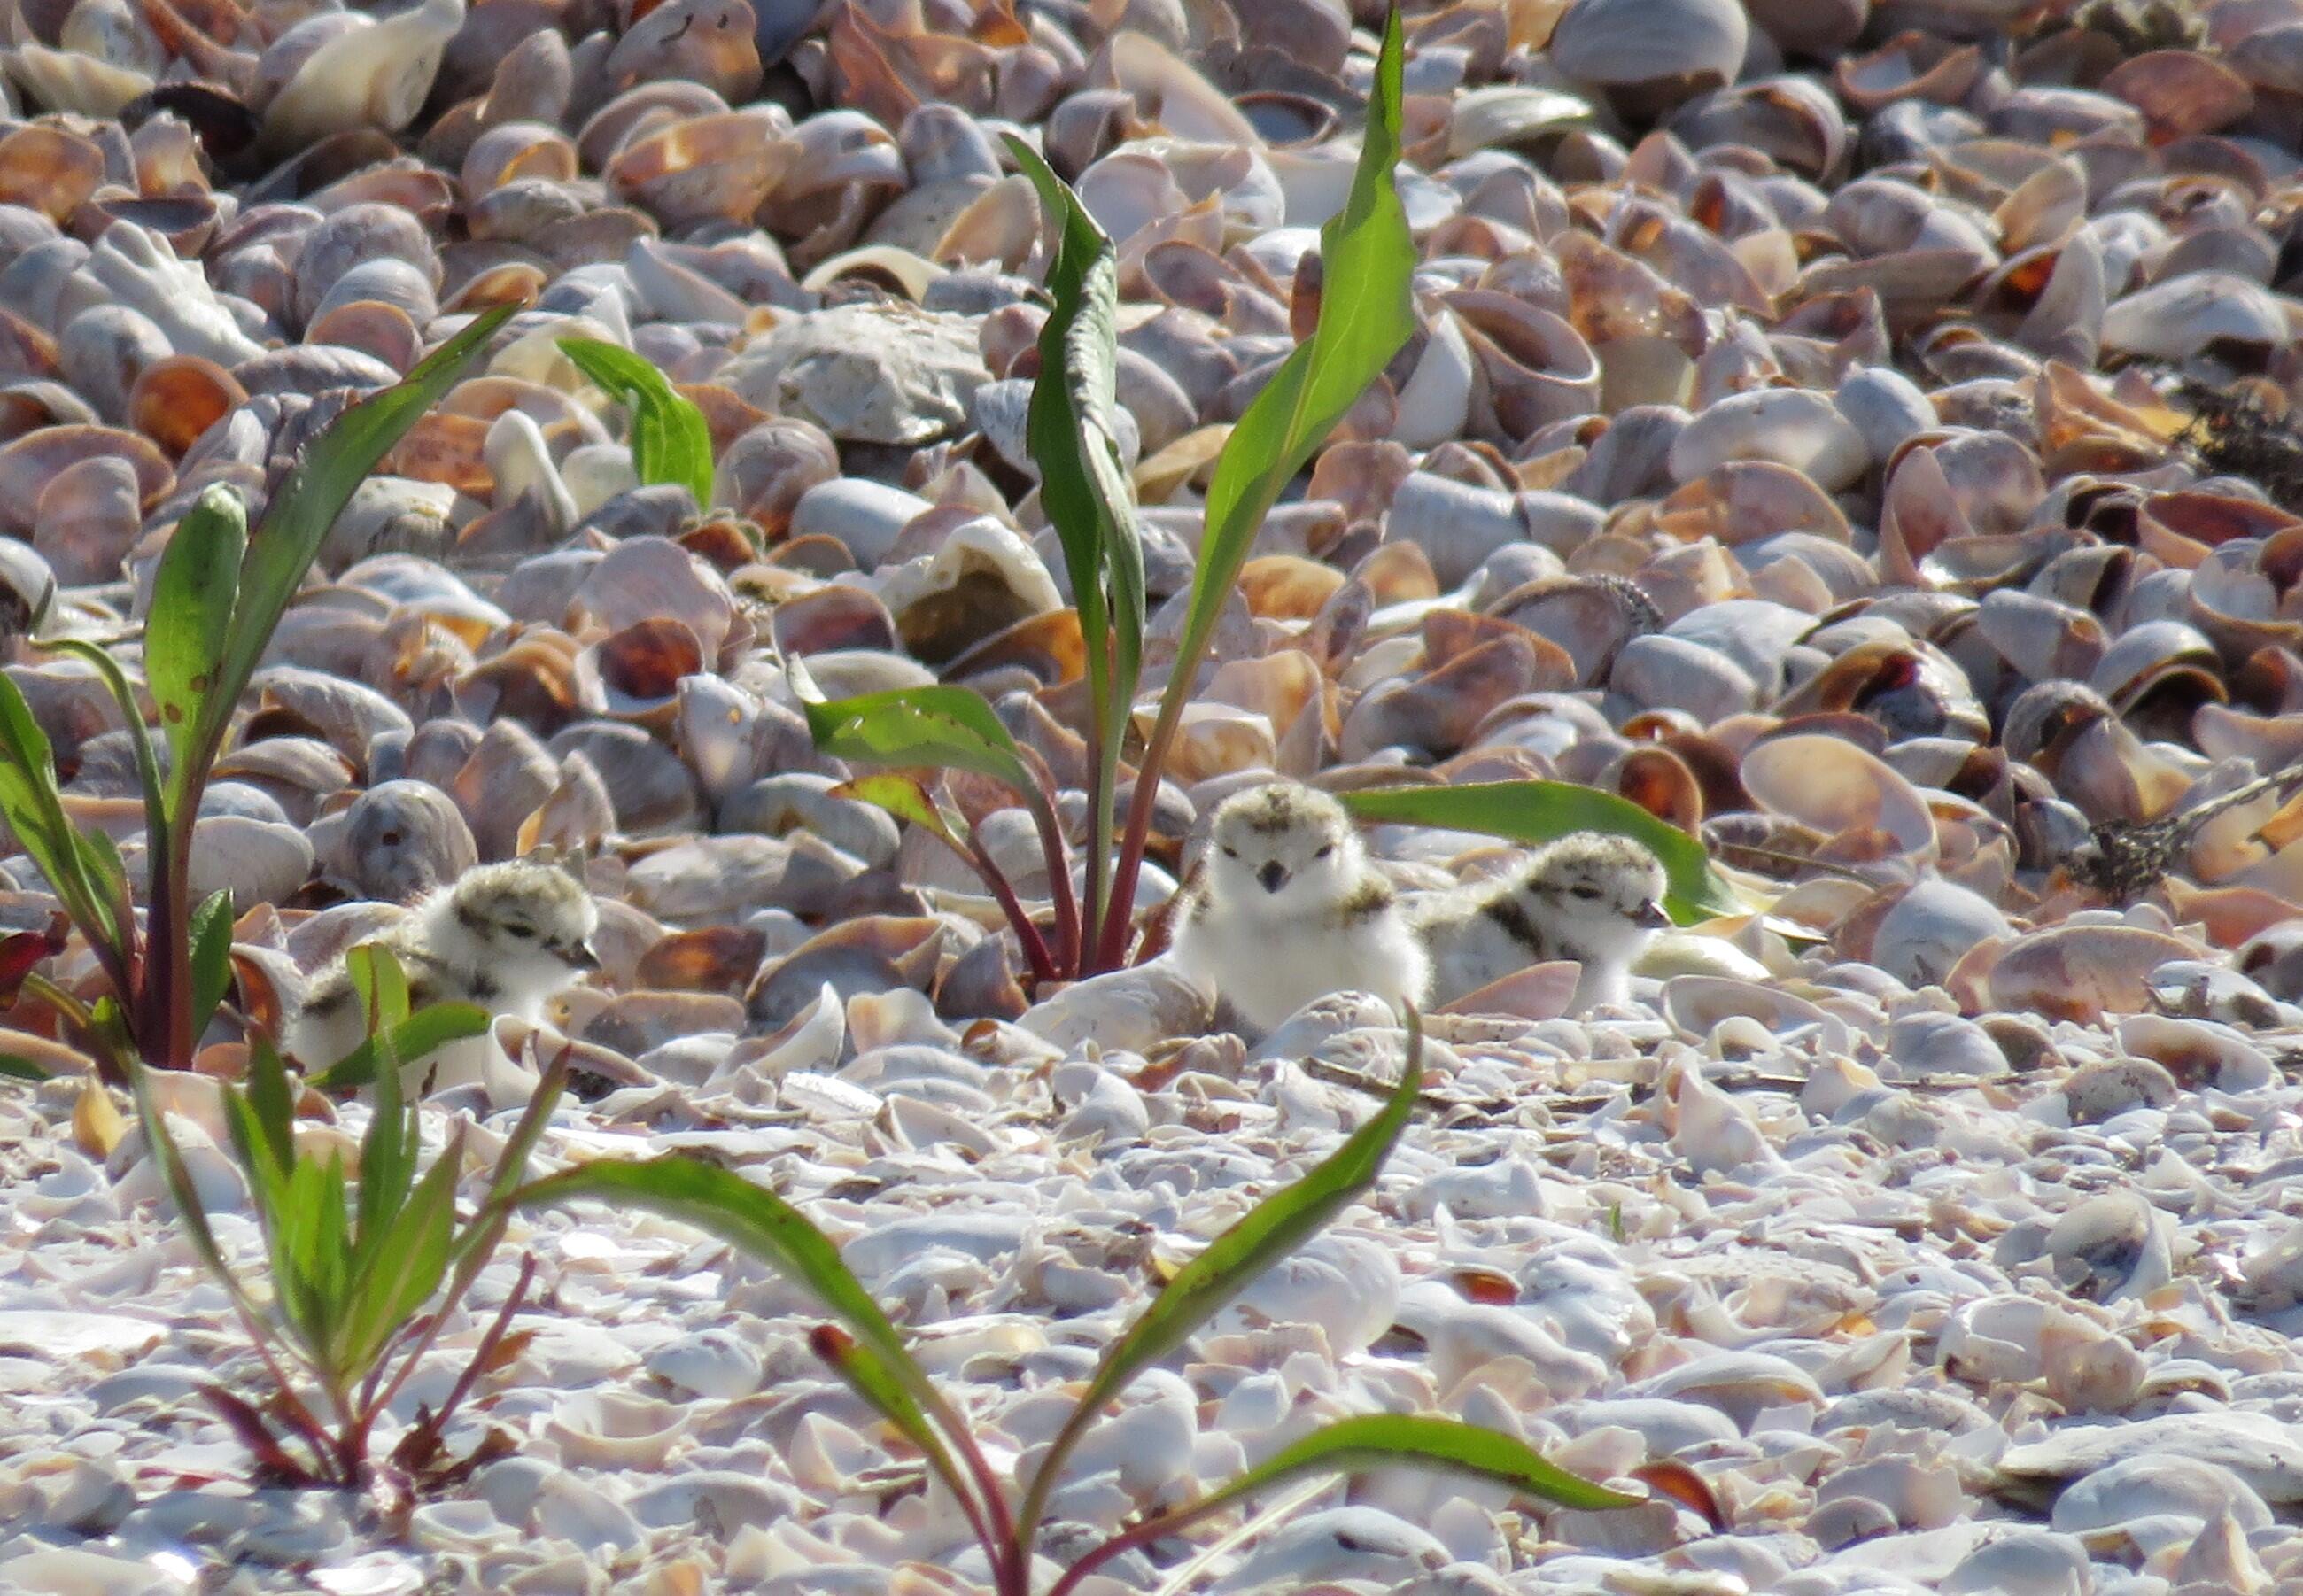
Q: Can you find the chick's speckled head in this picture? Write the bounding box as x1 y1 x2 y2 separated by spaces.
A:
436 857 601 973
1205 781 1362 910
1519 833 1667 934
1511 832 1671 949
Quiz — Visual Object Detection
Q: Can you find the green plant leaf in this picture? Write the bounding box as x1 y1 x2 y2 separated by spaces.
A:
1054 1414 1639 1593
806 1321 1009 1561
1019 1008 1429 1542
1171 12 1412 699
38 637 166 848
803 686 1038 797
74 826 129 954
0 672 115 959
243 1029 295 1172
1107 9 1415 960
187 890 235 1042
345 943 412 1033
513 1155 982 1528
0 1051 50 1081
1331 782 1742 923
125 1057 266 1333
458 1046 571 1255
558 336 714 509
275 1151 351 1372
1004 135 1144 949
832 773 970 852
1181 1413 1637 1517
143 484 246 822
339 1127 461 1378
192 306 516 787
306 1002 492 1092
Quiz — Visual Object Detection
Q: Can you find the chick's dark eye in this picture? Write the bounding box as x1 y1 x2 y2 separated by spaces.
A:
1314 843 1334 859
1570 885 1602 901
505 924 535 939
1220 845 1238 859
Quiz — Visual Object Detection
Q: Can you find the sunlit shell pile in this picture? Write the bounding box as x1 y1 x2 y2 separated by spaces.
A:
11 0 2303 1588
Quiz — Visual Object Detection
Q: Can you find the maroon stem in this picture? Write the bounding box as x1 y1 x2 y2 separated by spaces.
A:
151 817 199 1070
1044 1497 1233 1596
1096 695 1184 971
404 1253 536 1448
963 827 1058 985
1021 786 1081 976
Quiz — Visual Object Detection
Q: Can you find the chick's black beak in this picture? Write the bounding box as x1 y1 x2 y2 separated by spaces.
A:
1635 900 1671 929
566 939 601 972
1258 861 1289 894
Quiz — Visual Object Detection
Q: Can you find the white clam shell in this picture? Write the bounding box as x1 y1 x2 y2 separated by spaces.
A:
1668 387 1872 492
261 0 465 152
2100 269 2291 360
1548 0 1749 86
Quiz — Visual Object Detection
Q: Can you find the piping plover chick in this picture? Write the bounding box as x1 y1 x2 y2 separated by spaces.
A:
1168 780 1430 1034
288 856 600 1095
1420 831 1670 1013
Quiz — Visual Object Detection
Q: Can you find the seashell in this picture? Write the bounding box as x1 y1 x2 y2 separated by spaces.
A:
2100 270 2289 361
1989 925 2198 1024
570 537 733 665
1093 32 1260 149
1671 77 1851 181
1834 364 1937 464
261 0 465 155
546 1391 689 1473
181 816 314 911
604 0 762 105
872 516 1060 667
1871 879 2011 989
1668 388 1869 492
2001 1414 2303 1507
1834 31 1982 112
1448 87 1593 161
126 356 244 459
1742 734 1937 863
571 620 702 728
1547 0 1747 92
0 424 168 537
333 779 478 903
4 43 150 119
607 110 795 229
548 724 703 834
1384 471 1602 587
2052 1456 2273 1548
725 301 989 447
1020 960 1212 1054
32 453 140 586
85 221 262 368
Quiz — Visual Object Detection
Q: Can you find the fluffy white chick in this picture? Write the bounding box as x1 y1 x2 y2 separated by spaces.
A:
1169 780 1429 1034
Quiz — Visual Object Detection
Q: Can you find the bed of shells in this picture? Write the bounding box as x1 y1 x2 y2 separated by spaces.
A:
5 0 2303 1589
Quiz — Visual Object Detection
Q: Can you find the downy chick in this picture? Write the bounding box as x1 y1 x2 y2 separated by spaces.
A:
1169 780 1431 1033
1420 832 1669 1013
288 856 601 1096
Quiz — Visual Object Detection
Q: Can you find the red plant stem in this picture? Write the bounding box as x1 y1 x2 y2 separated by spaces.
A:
151 817 199 1071
399 1253 537 1448
1043 1499 1229 1596
1097 691 1185 970
1078 691 1112 975
916 1384 1021 1590
964 827 1058 985
1022 785 1081 975
368 1236 533 1428
260 1366 340 1476
939 1414 1020 1592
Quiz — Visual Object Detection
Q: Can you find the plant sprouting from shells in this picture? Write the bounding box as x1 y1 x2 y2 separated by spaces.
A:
795 10 1740 987
515 1009 1639 1596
